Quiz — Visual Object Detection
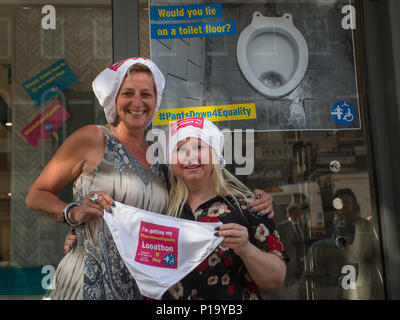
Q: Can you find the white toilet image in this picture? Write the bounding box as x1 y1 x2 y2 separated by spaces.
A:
237 12 309 99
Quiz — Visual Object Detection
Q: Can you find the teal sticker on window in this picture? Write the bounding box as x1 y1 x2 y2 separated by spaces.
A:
22 59 78 107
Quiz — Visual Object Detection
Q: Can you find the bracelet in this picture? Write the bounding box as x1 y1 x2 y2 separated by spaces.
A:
63 203 81 227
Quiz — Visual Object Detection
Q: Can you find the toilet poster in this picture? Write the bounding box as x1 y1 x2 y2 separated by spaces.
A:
150 0 360 132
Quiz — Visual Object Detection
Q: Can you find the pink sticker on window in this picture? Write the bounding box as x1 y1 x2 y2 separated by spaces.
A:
171 117 205 136
135 221 179 269
108 57 149 71
21 100 70 147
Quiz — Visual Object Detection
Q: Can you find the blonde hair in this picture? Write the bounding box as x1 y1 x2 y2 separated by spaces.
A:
166 148 254 217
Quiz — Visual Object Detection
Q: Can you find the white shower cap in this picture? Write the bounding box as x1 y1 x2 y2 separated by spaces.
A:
167 117 226 169
92 57 165 124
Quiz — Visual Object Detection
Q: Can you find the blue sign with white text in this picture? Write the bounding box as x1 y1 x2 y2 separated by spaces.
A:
22 59 78 107
331 101 356 125
150 4 223 21
151 20 237 40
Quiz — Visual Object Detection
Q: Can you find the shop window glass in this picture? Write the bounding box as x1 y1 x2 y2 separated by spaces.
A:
0 1 112 298
0 0 387 300
146 0 386 300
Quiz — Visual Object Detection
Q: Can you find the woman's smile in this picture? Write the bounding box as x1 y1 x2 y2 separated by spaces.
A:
125 109 148 119
183 164 202 173
127 110 145 116
184 164 201 169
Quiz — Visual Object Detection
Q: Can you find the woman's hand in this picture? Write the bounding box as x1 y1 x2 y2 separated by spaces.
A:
217 223 286 290
249 189 275 218
64 230 77 255
216 223 252 257
69 191 115 224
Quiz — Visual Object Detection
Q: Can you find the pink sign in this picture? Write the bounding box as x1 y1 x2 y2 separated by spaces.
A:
171 117 205 136
21 100 70 147
135 221 179 269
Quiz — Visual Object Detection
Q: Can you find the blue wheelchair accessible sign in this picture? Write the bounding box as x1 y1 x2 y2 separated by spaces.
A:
331 102 356 125
163 254 176 267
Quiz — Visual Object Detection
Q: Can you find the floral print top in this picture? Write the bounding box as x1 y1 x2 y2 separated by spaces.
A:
162 195 289 300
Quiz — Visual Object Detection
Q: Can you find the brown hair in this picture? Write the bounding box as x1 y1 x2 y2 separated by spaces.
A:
111 63 157 127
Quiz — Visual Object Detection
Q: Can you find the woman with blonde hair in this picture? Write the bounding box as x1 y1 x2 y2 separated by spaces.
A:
162 117 288 300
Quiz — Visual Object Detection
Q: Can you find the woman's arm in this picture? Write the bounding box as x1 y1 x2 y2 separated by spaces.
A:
25 125 105 222
216 223 286 290
238 242 286 290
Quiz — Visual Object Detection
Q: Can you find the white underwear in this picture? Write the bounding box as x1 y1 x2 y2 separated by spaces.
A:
103 202 223 300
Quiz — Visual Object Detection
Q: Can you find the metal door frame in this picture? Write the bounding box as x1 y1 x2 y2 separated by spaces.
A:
112 0 140 62
361 0 400 300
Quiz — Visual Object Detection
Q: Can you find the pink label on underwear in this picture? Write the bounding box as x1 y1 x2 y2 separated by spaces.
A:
171 117 205 136
135 221 179 269
108 57 149 71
